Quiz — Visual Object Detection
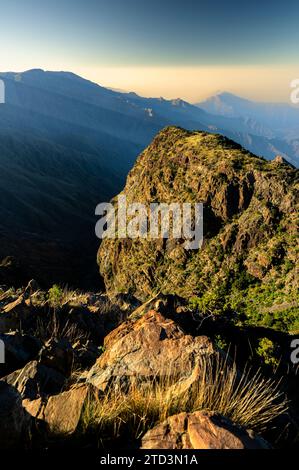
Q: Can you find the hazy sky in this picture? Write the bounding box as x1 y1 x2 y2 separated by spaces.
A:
0 0 298 102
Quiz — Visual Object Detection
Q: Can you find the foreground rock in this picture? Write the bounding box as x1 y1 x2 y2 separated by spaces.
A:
23 383 98 435
0 381 28 449
141 411 270 449
87 310 215 391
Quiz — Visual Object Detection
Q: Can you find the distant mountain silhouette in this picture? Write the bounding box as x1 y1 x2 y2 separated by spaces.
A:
197 92 299 166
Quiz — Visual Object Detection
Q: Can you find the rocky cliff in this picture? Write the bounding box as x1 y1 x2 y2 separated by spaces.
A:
98 127 298 332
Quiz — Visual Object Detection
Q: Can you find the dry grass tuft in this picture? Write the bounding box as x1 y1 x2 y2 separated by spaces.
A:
80 353 288 445
36 312 89 344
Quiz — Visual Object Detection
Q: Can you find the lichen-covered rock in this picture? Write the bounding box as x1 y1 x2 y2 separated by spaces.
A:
141 410 270 449
86 310 214 391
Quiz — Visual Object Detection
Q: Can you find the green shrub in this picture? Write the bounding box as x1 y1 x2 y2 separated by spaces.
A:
189 285 226 317
256 338 279 368
48 284 64 308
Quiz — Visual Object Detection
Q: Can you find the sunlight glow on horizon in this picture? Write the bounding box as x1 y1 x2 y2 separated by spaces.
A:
0 1 298 104
0 60 298 104
82 65 298 103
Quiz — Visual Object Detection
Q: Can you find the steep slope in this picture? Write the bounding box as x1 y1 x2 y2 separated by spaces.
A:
98 127 298 332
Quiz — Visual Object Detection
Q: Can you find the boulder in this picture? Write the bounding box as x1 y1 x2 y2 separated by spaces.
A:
2 337 77 399
23 383 98 435
0 380 27 448
141 411 270 449
86 310 214 391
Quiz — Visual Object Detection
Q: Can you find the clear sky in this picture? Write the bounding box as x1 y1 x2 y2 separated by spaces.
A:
0 0 298 102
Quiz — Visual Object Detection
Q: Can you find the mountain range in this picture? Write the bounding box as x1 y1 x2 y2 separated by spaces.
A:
197 92 299 166
0 69 298 285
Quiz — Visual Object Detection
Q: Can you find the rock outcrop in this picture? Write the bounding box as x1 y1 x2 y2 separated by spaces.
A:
86 310 214 391
3 360 67 400
98 127 298 331
23 383 98 436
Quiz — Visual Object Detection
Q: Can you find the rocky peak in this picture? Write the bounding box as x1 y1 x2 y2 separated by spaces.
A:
272 155 295 168
98 127 298 328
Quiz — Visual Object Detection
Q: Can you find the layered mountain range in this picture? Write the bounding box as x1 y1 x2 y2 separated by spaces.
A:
197 91 299 166
0 69 298 284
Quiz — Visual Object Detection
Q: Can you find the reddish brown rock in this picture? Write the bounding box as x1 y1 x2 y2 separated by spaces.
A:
23 383 98 435
86 310 214 391
141 411 270 449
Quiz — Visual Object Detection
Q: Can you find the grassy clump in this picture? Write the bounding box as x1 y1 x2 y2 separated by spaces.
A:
48 284 64 308
80 354 287 447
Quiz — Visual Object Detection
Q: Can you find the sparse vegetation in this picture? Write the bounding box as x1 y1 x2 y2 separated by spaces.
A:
36 312 89 344
48 284 89 308
48 284 65 308
256 338 279 369
0 127 297 450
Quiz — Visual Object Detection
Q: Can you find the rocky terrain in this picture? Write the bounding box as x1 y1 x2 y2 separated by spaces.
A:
99 127 298 333
0 128 298 450
0 282 295 449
